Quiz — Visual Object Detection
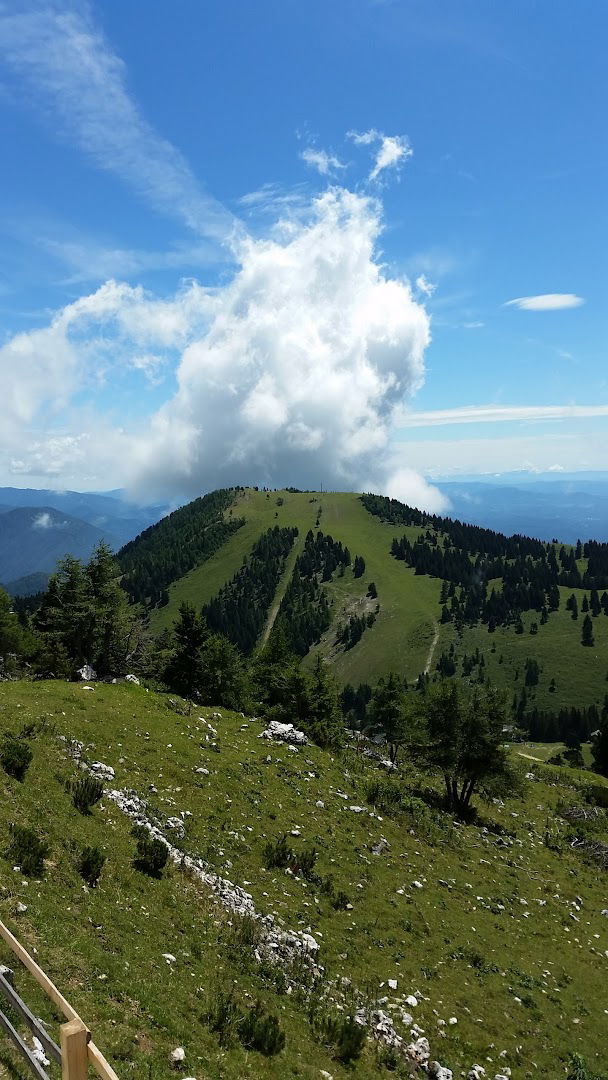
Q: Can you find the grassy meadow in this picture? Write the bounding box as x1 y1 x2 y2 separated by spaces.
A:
0 680 607 1078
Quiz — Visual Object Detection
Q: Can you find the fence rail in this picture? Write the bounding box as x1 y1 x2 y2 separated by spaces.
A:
0 919 119 1080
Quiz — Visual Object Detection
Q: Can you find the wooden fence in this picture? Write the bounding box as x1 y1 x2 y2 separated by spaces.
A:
0 920 119 1080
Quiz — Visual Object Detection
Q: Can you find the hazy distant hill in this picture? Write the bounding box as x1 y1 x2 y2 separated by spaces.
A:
2 570 51 598
0 486 166 546
0 506 114 583
436 476 608 543
0 487 167 589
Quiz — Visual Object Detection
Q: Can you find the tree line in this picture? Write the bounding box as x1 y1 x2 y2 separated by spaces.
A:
118 488 244 607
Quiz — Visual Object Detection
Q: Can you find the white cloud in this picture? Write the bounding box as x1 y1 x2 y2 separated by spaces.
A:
0 4 240 247
0 186 442 504
0 278 216 486
128 187 433 501
300 148 345 176
36 233 223 283
399 404 608 427
130 353 166 385
32 511 52 529
504 294 585 311
381 468 449 513
348 129 412 181
415 274 436 297
391 432 608 477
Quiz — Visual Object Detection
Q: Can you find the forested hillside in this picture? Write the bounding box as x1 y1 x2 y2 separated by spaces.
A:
113 487 608 738
6 485 608 749
118 487 243 606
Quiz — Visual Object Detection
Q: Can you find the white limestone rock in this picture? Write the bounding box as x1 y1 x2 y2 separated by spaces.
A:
89 762 115 781
259 720 308 745
77 664 96 681
407 1036 430 1065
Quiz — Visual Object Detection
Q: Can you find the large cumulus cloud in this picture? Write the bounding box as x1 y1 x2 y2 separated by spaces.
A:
0 186 447 510
130 188 441 505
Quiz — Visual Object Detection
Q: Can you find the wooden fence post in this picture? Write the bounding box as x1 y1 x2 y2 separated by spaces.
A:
60 1018 88 1080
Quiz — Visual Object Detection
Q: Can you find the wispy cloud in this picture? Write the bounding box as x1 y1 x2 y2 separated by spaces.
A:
504 294 585 311
237 182 311 220
348 129 412 181
415 274 436 297
399 404 608 428
300 147 345 176
0 4 241 246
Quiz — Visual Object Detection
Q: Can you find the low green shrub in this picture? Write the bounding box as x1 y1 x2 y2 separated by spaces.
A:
585 783 608 809
71 774 104 814
133 828 169 877
6 825 49 877
567 1054 608 1080
239 999 285 1056
294 845 318 878
203 990 285 1056
78 845 106 887
365 776 403 814
313 1012 367 1064
1 738 33 782
331 889 351 911
204 989 241 1048
263 833 294 869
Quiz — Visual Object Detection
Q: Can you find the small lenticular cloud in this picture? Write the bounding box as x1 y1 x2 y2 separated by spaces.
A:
504 294 584 311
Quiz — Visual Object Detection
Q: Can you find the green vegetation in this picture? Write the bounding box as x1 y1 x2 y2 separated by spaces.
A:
71 773 104 814
6 823 49 877
203 525 297 653
0 679 607 1078
78 845 106 887
133 828 170 878
118 487 243 606
1 736 33 781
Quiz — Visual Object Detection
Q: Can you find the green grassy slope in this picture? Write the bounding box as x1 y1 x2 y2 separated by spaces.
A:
1 681 608 1079
151 489 441 682
448 584 608 713
146 488 608 714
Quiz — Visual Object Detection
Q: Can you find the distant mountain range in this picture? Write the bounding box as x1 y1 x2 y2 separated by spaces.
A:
436 476 608 544
0 488 167 594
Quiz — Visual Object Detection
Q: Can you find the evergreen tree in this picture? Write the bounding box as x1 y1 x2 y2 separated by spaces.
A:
566 594 579 621
35 555 92 671
414 680 521 815
197 633 247 711
87 542 134 676
581 614 595 647
0 588 34 673
367 673 409 763
164 603 209 699
305 656 344 749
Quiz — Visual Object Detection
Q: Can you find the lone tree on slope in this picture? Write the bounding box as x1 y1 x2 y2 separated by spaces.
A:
414 679 523 816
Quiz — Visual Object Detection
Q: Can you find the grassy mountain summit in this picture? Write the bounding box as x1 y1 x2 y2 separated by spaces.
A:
119 487 608 728
0 680 607 1078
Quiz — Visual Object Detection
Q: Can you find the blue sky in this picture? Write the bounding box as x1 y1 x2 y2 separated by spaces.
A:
0 0 606 503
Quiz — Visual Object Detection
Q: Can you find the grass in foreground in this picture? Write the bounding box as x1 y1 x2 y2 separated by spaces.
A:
0 680 607 1078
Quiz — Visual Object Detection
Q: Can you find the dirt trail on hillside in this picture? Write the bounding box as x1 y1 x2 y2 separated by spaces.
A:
424 623 440 674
